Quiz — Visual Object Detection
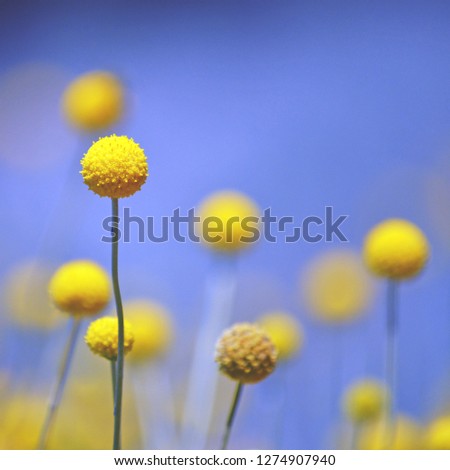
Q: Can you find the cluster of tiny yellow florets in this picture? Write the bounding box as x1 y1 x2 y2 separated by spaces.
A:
81 135 148 198
48 260 111 316
363 219 429 280
85 317 134 361
215 323 277 384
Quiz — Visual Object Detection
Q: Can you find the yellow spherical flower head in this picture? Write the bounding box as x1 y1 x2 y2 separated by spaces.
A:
343 379 387 424
215 323 277 384
49 260 110 316
198 190 260 253
258 311 304 361
85 317 134 361
125 300 173 364
301 250 374 324
424 416 450 450
81 135 148 198
363 219 429 280
62 71 125 132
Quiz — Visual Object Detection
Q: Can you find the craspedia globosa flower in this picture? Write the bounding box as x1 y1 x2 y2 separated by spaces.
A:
85 317 134 361
62 71 125 132
424 416 450 450
81 135 148 198
343 379 387 424
49 260 110 316
363 219 429 280
215 323 277 384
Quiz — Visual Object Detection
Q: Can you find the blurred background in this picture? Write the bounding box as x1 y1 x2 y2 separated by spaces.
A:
0 0 449 450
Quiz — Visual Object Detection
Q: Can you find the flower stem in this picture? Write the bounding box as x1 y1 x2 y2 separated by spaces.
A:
385 279 398 446
38 317 81 449
111 360 117 401
111 197 125 450
221 382 243 450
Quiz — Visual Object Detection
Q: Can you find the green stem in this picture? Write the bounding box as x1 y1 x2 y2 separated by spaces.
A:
111 197 125 450
111 360 117 401
38 317 82 449
385 280 398 447
221 382 243 450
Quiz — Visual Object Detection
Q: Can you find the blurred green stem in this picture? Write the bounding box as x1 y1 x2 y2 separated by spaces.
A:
38 317 81 449
221 382 243 450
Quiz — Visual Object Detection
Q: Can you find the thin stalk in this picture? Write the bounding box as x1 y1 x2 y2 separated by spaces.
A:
38 317 82 449
111 197 125 450
221 382 243 450
385 280 398 447
111 360 117 401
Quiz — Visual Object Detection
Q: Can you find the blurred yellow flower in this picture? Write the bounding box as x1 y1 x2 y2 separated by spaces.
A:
125 300 173 364
215 323 277 384
198 190 260 253
301 250 374 323
258 311 303 361
49 260 110 316
424 416 450 450
343 379 387 424
85 316 134 361
3 259 62 329
358 415 422 449
62 71 125 131
81 134 148 198
363 219 429 280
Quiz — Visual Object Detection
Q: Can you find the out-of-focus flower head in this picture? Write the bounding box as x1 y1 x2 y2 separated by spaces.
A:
215 323 277 384
49 260 110 316
358 415 422 449
124 300 173 365
424 416 450 450
363 219 429 280
3 259 62 329
301 250 374 324
198 190 260 253
85 316 134 361
258 311 304 361
62 71 125 132
81 134 148 198
343 379 387 424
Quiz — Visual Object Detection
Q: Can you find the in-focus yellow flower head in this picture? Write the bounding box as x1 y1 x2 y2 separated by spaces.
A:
124 300 173 364
81 134 148 198
62 71 125 132
49 260 110 316
215 322 277 384
424 416 450 450
198 190 260 253
343 379 387 424
85 316 134 361
3 259 62 329
363 219 429 280
258 311 303 361
301 250 374 324
358 415 421 450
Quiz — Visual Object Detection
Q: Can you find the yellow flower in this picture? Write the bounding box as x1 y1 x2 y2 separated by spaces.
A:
49 260 110 316
343 379 387 424
85 316 134 361
424 416 450 449
81 134 148 198
363 219 429 280
301 250 374 324
358 415 421 449
3 259 62 329
125 300 173 364
198 190 260 253
215 323 277 384
62 71 125 132
258 311 303 361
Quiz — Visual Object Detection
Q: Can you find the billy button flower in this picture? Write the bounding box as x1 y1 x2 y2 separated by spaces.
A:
81 134 148 450
39 260 111 449
363 219 429 444
215 323 277 449
62 71 125 132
